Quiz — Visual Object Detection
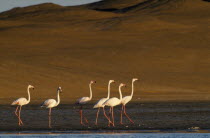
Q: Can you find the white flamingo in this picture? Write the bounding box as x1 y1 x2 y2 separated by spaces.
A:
93 80 115 125
120 78 138 124
103 83 126 127
76 80 96 125
41 86 62 128
11 85 35 126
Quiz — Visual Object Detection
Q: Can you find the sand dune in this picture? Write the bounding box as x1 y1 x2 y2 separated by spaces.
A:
0 0 209 104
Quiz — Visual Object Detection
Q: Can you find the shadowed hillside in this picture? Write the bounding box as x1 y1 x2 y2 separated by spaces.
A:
88 0 184 13
0 0 209 104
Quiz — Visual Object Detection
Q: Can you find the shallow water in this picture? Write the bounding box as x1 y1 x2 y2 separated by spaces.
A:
1 102 210 130
1 129 210 137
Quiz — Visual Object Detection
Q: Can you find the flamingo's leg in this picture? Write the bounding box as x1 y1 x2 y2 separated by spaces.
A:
18 106 21 126
49 108 52 128
80 106 85 125
49 108 52 116
15 106 19 117
81 106 89 124
112 107 115 127
95 108 100 125
102 107 113 126
120 105 124 124
124 105 134 124
83 116 89 124
19 118 24 126
108 107 112 127
18 106 24 126
19 106 24 126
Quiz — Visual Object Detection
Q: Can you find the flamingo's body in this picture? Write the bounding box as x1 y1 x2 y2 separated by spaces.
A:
76 97 91 105
76 80 96 125
11 98 29 106
103 83 126 126
120 78 138 124
121 96 132 106
93 80 115 125
41 99 58 108
11 85 35 126
41 86 62 128
93 98 108 108
104 97 121 107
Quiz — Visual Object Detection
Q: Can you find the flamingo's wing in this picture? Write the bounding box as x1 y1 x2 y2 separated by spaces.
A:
93 98 107 108
41 99 56 108
75 98 82 104
122 96 132 105
11 98 27 105
76 97 90 104
103 97 120 106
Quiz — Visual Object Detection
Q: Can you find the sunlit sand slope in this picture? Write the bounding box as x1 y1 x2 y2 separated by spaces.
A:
0 0 209 103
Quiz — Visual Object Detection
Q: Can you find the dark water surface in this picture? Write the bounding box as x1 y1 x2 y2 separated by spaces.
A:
1 131 210 138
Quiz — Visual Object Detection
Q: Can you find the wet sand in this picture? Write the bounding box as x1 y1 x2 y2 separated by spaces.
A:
1 101 210 131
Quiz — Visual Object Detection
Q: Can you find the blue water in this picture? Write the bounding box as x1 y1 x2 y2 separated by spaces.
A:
1 133 210 138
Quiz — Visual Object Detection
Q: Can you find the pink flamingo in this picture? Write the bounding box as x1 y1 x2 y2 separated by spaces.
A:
120 78 138 124
41 86 62 128
11 85 35 126
103 83 126 127
93 80 115 125
76 80 96 125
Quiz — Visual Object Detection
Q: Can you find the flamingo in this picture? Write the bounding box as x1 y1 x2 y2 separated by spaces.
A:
103 83 126 127
41 86 62 128
120 78 138 124
76 80 96 125
93 80 115 125
11 85 35 126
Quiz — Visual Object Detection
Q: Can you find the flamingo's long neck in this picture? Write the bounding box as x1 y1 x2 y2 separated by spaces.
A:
89 84 92 100
107 82 111 99
27 87 30 103
56 90 60 106
119 86 123 101
131 80 135 97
